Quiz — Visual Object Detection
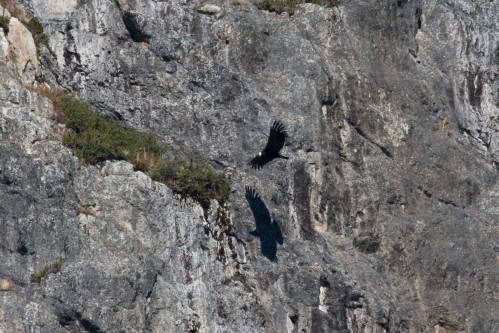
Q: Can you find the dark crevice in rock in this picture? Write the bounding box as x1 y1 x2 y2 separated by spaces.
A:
189 80 203 88
216 245 226 264
0 177 13 185
417 185 432 198
379 146 393 158
457 125 491 151
161 54 175 62
110 110 124 121
353 235 381 254
416 184 464 208
57 309 103 333
346 290 364 309
458 125 473 137
347 119 393 158
210 159 227 169
16 244 28 255
409 7 423 58
122 11 151 44
437 197 464 209
321 97 336 107
58 314 75 327
415 7 422 31
467 68 484 108
79 317 102 333
63 24 82 69
377 315 391 332
145 271 158 300
320 275 330 287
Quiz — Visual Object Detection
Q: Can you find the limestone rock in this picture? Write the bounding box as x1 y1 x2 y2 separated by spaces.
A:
1 0 499 332
0 5 40 84
0 279 10 291
196 4 224 19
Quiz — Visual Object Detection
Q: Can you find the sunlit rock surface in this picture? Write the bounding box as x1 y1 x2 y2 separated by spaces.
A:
1 0 498 331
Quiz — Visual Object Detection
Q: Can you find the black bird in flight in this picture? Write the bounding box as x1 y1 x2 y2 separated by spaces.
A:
249 120 288 170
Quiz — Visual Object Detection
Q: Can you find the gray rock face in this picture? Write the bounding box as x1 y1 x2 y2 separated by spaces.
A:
1 0 499 332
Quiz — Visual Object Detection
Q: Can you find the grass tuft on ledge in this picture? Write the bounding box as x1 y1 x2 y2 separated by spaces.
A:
54 93 165 165
32 87 230 210
25 17 50 50
150 154 230 210
29 259 62 283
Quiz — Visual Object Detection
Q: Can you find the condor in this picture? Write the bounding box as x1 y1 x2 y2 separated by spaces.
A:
249 120 288 170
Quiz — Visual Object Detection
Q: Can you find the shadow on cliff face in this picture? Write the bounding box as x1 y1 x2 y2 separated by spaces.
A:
245 186 284 262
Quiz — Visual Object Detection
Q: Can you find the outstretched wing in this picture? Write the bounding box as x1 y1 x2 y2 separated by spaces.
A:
249 154 272 169
263 120 287 155
248 120 287 169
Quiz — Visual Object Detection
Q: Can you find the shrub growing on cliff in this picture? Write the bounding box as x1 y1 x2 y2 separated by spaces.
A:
150 154 230 210
55 95 165 165
29 259 62 283
31 87 230 210
25 17 50 50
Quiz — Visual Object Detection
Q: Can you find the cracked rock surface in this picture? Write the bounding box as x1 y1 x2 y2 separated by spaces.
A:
1 0 499 332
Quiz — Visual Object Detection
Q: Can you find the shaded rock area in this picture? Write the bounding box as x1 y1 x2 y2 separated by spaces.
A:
1 0 499 332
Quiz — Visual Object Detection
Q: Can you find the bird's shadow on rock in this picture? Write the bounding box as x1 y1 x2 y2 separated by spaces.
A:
245 186 284 262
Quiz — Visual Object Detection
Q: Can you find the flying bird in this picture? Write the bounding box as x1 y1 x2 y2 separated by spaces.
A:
249 120 288 170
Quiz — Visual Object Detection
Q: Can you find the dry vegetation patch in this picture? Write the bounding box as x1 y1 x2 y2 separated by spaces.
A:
31 86 230 210
29 259 62 283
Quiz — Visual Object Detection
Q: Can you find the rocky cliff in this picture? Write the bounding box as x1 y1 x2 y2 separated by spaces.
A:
1 0 499 332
